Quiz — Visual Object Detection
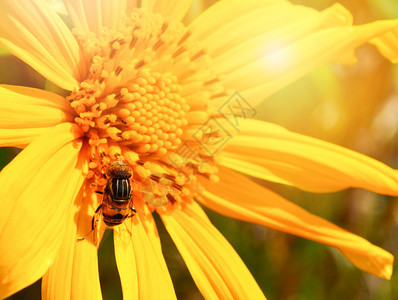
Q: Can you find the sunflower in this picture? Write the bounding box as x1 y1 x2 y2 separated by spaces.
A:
1 0 398 299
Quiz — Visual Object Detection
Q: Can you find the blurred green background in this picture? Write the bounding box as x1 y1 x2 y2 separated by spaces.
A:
4 0 398 299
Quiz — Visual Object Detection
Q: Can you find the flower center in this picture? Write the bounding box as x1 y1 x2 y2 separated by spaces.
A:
67 9 198 158
67 9 222 208
69 69 189 156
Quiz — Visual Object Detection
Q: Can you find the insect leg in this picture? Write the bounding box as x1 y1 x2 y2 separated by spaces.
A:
123 219 133 237
77 204 103 242
94 203 103 214
129 203 136 214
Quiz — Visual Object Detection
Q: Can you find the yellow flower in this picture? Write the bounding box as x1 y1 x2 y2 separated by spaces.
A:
1 0 398 299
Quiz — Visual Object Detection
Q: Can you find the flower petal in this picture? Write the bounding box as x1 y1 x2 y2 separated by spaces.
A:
197 167 394 279
141 0 192 21
0 128 51 149
370 27 398 63
0 0 84 90
0 85 74 148
190 0 323 57
238 19 398 103
42 178 103 300
190 1 398 105
160 201 266 299
0 123 85 298
220 119 398 195
114 199 176 300
64 0 133 34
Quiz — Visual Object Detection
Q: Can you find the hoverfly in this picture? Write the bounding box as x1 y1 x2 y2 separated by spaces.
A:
79 160 136 243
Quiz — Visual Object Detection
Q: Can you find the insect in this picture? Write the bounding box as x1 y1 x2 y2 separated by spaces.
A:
78 160 136 243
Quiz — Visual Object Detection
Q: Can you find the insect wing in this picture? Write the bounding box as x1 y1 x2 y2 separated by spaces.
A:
92 201 108 246
92 207 103 246
141 178 168 207
142 191 168 207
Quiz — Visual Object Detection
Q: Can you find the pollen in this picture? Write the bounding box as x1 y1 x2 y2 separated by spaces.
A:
67 8 223 208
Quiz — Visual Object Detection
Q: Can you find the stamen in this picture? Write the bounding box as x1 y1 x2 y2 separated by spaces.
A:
135 59 146 69
178 31 191 46
166 193 176 204
191 49 206 61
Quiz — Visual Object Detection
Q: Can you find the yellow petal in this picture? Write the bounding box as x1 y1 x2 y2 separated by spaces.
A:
42 176 103 300
0 128 51 149
190 0 327 58
238 18 398 102
190 1 398 105
142 0 192 21
220 119 398 195
198 167 393 279
160 201 266 299
0 85 73 148
0 0 84 90
64 0 134 34
0 123 85 298
370 27 398 62
114 199 176 300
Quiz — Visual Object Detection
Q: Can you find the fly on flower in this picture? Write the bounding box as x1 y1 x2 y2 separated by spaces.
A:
79 160 136 244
